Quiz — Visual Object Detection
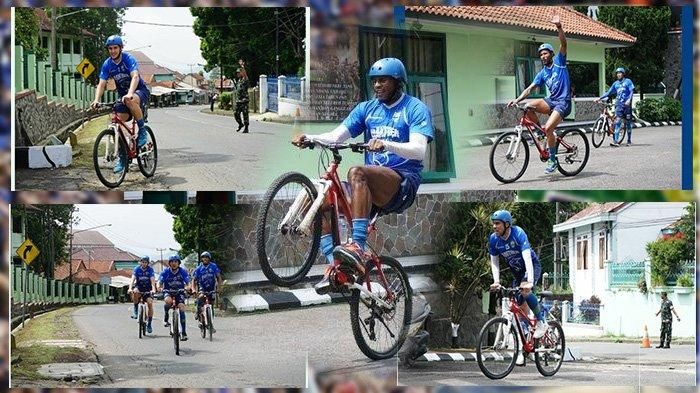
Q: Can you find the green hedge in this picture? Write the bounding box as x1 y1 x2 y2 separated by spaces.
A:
218 92 233 111
635 97 681 122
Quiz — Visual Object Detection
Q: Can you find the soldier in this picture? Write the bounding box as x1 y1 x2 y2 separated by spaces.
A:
655 291 680 348
233 67 250 133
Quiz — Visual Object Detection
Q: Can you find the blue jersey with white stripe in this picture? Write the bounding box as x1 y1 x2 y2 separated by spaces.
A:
158 267 190 291
342 93 434 174
193 262 221 292
602 78 635 108
98 52 147 97
533 52 571 102
132 265 155 292
488 225 540 279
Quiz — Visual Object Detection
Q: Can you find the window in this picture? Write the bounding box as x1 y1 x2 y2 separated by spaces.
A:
598 230 607 269
515 41 546 97
569 62 600 97
62 38 71 54
73 39 81 54
41 36 48 49
12 215 22 233
576 235 588 270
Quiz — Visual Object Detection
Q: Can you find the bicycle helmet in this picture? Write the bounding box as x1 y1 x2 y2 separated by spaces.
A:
490 210 513 226
168 255 181 264
615 67 626 75
368 58 407 84
140 256 150 263
538 43 554 55
105 35 123 48
200 251 212 259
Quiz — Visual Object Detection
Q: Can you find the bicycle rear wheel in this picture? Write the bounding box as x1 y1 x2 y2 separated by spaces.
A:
535 320 565 377
350 256 412 360
556 129 590 177
256 172 321 287
476 317 519 380
207 307 214 342
93 128 128 188
137 125 158 177
591 117 606 148
172 310 180 355
489 131 530 183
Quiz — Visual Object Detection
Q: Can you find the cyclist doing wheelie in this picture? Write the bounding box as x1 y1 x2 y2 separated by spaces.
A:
507 13 570 174
191 251 222 331
90 35 151 173
488 210 547 366
158 255 190 341
595 67 635 147
128 256 156 333
291 57 434 294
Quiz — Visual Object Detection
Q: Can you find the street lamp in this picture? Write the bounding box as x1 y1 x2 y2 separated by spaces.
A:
68 224 112 283
125 44 152 52
50 8 90 70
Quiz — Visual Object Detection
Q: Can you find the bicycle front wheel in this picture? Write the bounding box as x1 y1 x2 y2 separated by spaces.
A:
556 129 590 177
172 310 180 355
137 125 158 178
489 131 530 183
256 172 321 287
350 256 412 360
614 118 627 144
535 320 565 377
93 128 127 188
207 307 214 342
591 117 606 148
200 309 206 339
138 304 144 339
476 317 519 380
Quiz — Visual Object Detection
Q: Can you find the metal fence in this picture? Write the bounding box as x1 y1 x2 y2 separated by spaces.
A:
567 301 601 325
282 77 302 101
608 260 646 287
267 77 278 112
11 265 109 311
665 259 695 286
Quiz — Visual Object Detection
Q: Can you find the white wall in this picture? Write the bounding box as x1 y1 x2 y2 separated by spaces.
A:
567 222 609 303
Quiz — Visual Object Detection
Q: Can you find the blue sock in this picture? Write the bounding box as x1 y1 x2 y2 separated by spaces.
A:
525 293 543 321
180 310 186 333
320 234 334 264
148 316 152 325
137 119 145 129
626 124 632 142
548 147 557 162
352 218 369 250
163 304 170 321
133 304 137 313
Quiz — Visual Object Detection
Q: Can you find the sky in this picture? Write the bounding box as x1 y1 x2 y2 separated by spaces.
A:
120 7 207 75
73 204 180 261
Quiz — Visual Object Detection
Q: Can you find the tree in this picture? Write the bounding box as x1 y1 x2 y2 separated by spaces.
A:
595 6 672 100
24 205 77 277
675 203 695 261
14 8 46 60
191 7 306 85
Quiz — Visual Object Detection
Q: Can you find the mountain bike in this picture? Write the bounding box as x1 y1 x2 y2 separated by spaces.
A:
476 287 565 379
489 104 590 183
92 101 157 188
134 291 153 339
591 97 625 148
198 291 216 341
163 289 188 355
255 139 412 360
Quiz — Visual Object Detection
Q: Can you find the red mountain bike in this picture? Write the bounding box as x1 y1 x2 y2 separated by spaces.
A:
591 97 626 148
92 101 157 188
255 139 412 360
489 104 589 183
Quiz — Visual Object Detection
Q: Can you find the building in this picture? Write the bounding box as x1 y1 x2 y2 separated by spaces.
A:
35 8 96 75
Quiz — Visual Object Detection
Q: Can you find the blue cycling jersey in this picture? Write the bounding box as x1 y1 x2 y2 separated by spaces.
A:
192 262 221 292
601 78 635 108
533 52 571 102
342 93 434 174
158 267 190 291
132 265 155 292
488 225 540 282
98 51 148 97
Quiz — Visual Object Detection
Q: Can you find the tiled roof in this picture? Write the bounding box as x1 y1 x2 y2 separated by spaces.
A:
73 268 102 284
108 269 133 278
406 6 636 45
35 8 96 37
71 247 137 264
563 202 627 224
72 230 112 247
54 260 86 280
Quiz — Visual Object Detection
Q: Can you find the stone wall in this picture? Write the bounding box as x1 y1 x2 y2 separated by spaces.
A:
663 31 681 99
481 99 600 130
15 90 85 146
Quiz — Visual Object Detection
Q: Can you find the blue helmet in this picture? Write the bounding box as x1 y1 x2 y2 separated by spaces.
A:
105 35 123 48
491 210 512 226
168 255 181 264
140 256 150 263
200 251 212 259
368 58 407 84
615 67 626 75
538 43 554 54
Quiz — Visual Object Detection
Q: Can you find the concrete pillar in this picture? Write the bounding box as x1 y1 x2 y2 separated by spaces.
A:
278 75 286 100
26 52 37 91
300 76 306 102
15 45 24 92
562 300 570 325
259 75 268 113
62 74 70 104
55 71 63 100
37 61 47 94
45 65 54 100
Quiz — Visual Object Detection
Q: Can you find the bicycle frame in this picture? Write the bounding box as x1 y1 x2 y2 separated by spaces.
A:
511 107 578 162
199 291 215 326
500 295 537 353
109 110 139 160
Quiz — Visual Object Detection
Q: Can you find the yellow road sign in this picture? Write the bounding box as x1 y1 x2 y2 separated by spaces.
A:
16 238 40 265
77 58 96 80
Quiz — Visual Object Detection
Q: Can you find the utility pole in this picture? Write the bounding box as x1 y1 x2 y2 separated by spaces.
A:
275 9 279 76
156 248 166 272
50 8 57 70
554 202 561 289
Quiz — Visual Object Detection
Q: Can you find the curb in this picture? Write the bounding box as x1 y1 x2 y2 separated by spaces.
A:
415 347 583 363
226 275 438 313
15 145 72 169
465 120 682 148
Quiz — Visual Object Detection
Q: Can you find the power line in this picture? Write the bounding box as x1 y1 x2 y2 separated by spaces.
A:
122 11 300 29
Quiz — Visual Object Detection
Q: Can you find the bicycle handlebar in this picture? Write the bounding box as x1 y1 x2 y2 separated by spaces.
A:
293 138 378 153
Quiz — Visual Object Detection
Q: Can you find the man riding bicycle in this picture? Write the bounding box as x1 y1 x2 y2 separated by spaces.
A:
90 34 151 173
508 13 570 174
488 210 547 365
595 67 635 147
191 251 222 330
157 255 190 341
128 256 156 333
291 57 434 294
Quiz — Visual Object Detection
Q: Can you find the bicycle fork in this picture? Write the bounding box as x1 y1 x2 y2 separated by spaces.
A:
506 126 524 160
293 180 331 236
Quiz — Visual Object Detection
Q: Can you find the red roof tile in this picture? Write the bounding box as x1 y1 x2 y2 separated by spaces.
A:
563 202 627 224
73 268 102 284
54 260 86 280
406 6 636 45
35 8 96 37
72 230 112 247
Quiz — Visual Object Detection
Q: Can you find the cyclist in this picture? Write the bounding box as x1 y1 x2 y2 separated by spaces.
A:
191 251 222 330
291 57 434 294
507 13 570 174
595 67 635 147
488 210 547 365
90 34 151 173
157 255 190 341
128 256 156 333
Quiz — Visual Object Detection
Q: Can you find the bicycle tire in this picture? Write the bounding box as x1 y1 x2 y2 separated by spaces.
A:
93 128 128 188
256 172 321 287
489 131 530 183
556 129 590 177
207 307 214 342
591 117 606 148
614 117 627 144
137 125 158 178
535 320 565 377
476 317 519 380
350 256 412 360
200 308 206 339
172 309 180 355
138 304 144 339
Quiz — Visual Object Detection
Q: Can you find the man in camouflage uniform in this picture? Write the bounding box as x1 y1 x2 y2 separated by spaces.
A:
233 67 250 133
655 291 681 348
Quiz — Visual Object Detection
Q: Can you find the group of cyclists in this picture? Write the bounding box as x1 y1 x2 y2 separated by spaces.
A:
127 251 222 341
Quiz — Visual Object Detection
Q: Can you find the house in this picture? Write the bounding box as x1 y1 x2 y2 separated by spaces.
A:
35 8 96 75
